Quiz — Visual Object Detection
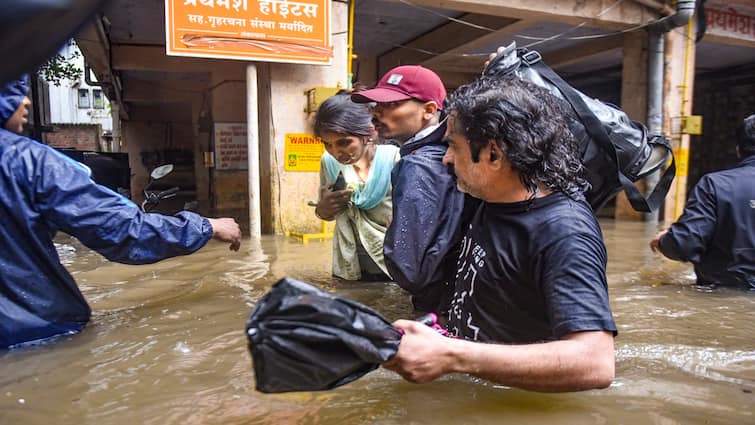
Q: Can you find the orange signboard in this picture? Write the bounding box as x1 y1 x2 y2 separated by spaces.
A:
165 0 332 64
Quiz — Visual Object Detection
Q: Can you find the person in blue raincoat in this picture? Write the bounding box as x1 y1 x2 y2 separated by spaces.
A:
0 75 242 349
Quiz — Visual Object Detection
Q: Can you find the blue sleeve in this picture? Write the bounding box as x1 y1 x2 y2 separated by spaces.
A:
538 232 617 338
33 147 212 264
659 177 717 263
383 154 466 294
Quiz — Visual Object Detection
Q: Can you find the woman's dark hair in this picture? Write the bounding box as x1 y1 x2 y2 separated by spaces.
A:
739 114 755 157
444 76 588 198
313 94 372 138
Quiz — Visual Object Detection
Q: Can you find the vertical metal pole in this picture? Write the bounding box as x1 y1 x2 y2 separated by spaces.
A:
110 100 121 152
645 29 664 223
646 0 695 223
647 31 664 139
247 64 261 238
347 0 355 89
673 18 696 221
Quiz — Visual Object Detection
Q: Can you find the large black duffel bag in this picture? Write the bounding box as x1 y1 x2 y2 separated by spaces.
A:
483 42 675 213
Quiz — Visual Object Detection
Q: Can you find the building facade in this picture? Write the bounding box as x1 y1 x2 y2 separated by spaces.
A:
46 41 113 133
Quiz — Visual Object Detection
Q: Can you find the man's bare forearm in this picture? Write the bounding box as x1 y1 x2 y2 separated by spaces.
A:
446 331 615 392
385 320 615 392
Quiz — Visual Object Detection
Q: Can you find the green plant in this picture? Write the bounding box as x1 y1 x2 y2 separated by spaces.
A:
38 42 81 86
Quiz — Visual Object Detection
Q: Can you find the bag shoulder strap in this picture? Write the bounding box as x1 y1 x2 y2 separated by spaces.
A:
529 59 675 213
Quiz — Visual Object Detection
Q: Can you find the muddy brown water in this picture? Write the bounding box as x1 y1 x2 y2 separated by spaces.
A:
1 221 753 425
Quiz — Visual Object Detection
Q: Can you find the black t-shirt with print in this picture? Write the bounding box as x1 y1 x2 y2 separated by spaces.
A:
448 192 617 344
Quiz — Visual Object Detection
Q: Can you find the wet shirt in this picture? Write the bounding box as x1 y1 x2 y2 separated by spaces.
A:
0 130 213 348
383 121 475 313
659 155 755 289
448 192 617 343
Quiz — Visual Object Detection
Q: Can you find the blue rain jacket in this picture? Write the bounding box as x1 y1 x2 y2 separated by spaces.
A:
384 121 476 313
0 77 213 348
659 155 755 289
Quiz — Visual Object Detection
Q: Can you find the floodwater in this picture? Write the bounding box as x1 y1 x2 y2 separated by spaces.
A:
1 221 753 425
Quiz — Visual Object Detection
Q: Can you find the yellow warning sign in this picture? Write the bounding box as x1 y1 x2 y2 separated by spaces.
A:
284 133 323 172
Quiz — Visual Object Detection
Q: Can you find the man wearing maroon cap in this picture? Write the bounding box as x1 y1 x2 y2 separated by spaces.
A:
352 66 476 314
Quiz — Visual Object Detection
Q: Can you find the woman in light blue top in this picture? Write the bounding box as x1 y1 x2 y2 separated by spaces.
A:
314 94 399 281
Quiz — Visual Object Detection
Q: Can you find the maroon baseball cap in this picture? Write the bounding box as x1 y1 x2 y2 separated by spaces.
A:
351 65 446 109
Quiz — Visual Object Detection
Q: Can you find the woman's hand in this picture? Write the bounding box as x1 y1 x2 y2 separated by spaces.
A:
315 184 353 220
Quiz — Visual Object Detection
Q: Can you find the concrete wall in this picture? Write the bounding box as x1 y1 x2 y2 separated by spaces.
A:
354 55 379 87
265 1 349 234
123 122 164 205
122 115 195 206
615 30 649 221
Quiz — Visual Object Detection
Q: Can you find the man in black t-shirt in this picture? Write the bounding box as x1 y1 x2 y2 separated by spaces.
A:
383 77 617 392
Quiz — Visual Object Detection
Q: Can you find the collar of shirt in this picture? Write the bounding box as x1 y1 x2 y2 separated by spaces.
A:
404 122 442 147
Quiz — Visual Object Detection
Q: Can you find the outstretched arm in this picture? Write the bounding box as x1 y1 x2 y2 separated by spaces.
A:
383 320 615 392
35 147 240 263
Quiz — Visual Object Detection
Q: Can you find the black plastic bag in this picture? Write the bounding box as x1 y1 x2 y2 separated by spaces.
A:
483 42 675 213
246 278 402 393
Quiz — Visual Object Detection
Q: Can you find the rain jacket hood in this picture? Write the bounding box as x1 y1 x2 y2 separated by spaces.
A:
0 75 29 127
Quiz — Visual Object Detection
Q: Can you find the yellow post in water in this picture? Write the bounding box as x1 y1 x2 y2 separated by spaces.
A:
286 201 333 243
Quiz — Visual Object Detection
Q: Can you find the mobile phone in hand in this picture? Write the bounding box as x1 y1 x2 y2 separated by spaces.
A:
331 171 347 191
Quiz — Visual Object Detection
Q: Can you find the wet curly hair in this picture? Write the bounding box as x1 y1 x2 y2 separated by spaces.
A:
444 76 588 198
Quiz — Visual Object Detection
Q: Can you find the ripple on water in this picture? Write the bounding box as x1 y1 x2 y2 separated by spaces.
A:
55 242 77 266
217 258 271 305
6 232 750 425
618 343 755 387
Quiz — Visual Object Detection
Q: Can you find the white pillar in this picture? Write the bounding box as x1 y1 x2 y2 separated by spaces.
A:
247 64 261 238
